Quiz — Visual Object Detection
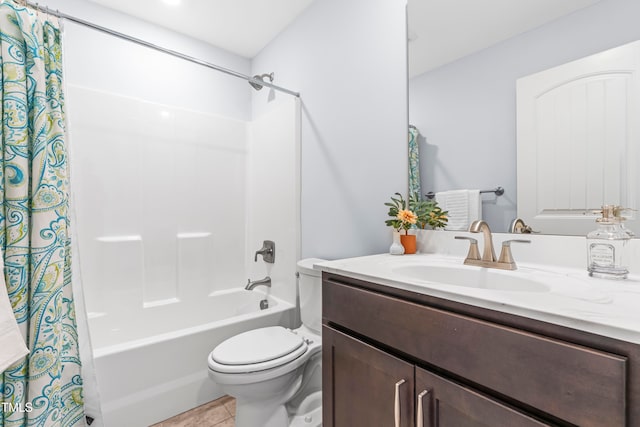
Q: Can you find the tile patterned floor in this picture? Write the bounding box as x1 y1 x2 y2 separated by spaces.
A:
151 396 236 427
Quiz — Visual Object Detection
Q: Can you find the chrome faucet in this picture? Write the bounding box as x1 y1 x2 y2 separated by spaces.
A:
245 276 271 291
455 220 530 270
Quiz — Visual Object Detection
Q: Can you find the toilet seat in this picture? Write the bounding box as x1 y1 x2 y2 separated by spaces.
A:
210 326 308 374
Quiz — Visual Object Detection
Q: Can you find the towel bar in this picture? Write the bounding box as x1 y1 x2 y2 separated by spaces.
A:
425 187 504 200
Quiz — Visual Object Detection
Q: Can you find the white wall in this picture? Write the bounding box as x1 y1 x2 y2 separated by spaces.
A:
50 0 306 326
246 98 301 305
41 0 251 120
42 0 258 332
70 86 249 328
252 0 409 260
409 0 640 232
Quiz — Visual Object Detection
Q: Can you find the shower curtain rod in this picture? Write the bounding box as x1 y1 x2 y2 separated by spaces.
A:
23 1 300 97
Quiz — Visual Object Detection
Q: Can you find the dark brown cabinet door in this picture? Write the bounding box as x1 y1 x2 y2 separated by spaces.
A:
323 326 414 427
415 367 552 427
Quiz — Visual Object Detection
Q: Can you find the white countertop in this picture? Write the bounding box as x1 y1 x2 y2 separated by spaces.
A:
316 252 640 345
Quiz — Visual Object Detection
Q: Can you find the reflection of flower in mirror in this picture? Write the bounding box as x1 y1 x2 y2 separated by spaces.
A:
410 193 448 230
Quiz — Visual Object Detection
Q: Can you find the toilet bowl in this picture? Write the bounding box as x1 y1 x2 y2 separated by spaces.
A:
207 258 325 427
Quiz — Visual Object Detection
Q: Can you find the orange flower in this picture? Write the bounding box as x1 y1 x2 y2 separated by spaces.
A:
397 209 417 225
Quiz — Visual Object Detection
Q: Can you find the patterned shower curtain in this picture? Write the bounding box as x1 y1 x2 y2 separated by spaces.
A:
408 126 421 198
0 2 85 426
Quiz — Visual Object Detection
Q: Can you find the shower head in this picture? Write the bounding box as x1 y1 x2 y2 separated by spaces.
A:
249 72 274 91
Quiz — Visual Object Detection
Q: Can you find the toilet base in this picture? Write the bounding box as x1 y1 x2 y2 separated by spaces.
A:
289 391 322 427
235 399 289 427
234 392 323 427
230 362 322 427
231 368 303 427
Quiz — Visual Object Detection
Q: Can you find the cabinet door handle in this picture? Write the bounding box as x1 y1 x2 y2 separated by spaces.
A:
394 379 406 427
416 389 430 427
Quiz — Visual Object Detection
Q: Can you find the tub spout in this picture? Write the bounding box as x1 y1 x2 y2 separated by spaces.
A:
245 276 271 291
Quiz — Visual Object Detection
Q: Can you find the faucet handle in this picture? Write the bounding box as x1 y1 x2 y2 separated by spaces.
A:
254 240 275 263
502 239 531 245
455 236 481 261
498 239 530 265
509 218 539 234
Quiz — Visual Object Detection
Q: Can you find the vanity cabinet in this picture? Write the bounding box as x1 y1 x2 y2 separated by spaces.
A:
324 326 549 427
322 272 640 427
323 327 414 426
415 367 550 427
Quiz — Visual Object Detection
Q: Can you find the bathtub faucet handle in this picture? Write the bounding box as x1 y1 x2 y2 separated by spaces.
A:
254 240 275 263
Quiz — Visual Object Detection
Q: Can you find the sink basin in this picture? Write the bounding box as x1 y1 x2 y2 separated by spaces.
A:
392 265 550 293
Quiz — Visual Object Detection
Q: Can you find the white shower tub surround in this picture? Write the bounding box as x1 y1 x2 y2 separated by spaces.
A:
90 289 295 427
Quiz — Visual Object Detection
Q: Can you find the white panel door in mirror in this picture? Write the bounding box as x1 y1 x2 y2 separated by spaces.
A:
517 40 640 236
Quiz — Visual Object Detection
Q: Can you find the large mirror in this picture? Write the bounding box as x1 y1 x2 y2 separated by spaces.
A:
407 0 640 236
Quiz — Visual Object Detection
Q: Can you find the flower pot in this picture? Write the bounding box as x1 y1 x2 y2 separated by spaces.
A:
400 234 416 254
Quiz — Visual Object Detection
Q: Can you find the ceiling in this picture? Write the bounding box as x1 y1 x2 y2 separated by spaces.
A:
85 0 315 58
408 0 602 77
86 0 601 76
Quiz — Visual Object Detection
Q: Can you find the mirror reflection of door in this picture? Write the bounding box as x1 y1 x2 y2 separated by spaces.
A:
517 40 640 236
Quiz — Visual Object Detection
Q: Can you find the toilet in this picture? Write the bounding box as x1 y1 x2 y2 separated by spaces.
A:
208 258 324 427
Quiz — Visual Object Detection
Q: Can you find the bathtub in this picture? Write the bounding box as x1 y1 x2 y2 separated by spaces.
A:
89 289 296 427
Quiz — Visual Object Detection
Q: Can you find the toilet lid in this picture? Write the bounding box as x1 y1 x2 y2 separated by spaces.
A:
212 326 306 367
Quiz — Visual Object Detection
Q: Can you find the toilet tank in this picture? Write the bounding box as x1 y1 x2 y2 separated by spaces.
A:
297 258 325 334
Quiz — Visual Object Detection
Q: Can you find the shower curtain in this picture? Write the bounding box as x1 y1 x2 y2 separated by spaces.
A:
0 2 85 426
408 126 421 198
